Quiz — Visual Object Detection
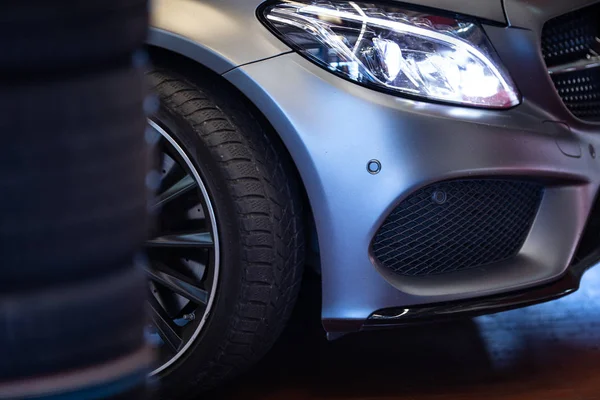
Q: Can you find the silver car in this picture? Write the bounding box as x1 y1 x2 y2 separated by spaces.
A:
143 0 600 398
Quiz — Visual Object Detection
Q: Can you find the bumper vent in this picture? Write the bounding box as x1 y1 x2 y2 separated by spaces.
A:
372 180 543 277
541 4 600 122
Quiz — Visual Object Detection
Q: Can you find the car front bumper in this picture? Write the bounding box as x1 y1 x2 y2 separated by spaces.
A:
223 20 600 333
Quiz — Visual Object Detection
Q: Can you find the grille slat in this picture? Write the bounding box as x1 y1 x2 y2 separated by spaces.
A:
372 180 543 277
542 4 600 122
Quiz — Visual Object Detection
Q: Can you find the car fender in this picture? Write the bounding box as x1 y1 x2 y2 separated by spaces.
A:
148 0 291 74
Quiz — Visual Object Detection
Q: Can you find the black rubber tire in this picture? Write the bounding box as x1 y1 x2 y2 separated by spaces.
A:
0 4 151 398
147 68 305 398
0 64 151 292
0 0 148 75
0 267 147 381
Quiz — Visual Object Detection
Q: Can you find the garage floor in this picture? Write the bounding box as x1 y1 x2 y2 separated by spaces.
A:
213 267 600 400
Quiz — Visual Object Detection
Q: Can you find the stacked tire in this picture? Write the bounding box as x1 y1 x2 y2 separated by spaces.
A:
0 2 152 399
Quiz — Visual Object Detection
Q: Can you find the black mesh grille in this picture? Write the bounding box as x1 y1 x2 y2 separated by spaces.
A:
372 180 544 277
541 4 600 122
551 69 600 121
541 7 599 68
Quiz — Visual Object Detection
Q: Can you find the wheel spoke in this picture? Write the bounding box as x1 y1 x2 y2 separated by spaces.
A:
147 294 183 353
154 175 197 208
145 263 209 305
146 120 220 372
146 232 213 248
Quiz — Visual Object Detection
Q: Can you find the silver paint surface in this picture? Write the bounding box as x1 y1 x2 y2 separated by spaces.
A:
224 53 600 327
149 0 600 331
149 0 291 74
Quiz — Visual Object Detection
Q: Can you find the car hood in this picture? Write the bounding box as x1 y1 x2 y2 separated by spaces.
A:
396 0 506 23
503 0 599 29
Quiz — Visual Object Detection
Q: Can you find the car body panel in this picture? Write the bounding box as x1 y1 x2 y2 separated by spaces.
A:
503 0 600 28
149 0 291 74
148 0 600 333
223 51 600 330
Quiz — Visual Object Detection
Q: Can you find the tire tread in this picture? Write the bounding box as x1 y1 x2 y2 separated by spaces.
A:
148 69 305 396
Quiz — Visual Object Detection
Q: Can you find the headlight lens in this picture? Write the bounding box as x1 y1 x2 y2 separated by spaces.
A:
262 0 520 109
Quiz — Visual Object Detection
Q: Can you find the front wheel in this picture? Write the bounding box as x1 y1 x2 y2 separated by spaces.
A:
143 68 305 398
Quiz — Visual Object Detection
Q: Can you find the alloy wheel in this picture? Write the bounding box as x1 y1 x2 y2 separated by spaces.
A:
144 120 220 375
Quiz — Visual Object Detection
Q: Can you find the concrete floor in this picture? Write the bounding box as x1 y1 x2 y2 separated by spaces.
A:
213 266 600 400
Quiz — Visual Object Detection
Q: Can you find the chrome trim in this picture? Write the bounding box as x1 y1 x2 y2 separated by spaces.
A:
370 309 409 320
147 120 221 377
548 56 600 75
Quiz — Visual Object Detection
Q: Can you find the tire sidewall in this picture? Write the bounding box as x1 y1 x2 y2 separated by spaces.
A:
151 105 245 387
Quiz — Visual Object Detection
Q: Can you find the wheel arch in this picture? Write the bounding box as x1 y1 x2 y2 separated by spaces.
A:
147 28 237 75
145 43 322 275
147 0 291 75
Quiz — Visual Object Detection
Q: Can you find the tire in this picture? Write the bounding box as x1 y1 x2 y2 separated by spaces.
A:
0 4 151 398
0 267 147 381
0 64 151 292
146 67 305 397
0 0 148 74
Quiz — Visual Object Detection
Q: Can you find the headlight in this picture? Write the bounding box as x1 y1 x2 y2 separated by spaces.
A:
261 0 521 109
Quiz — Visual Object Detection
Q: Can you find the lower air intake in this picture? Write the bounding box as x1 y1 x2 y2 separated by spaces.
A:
372 179 543 276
